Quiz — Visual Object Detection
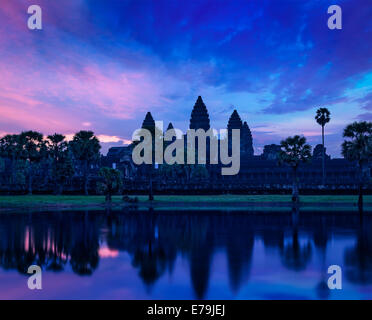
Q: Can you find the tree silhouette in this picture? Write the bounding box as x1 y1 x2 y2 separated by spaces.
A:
46 134 74 194
279 135 312 203
342 121 372 212
0 134 22 189
18 131 46 194
69 131 101 195
315 108 331 185
98 167 123 203
344 219 372 285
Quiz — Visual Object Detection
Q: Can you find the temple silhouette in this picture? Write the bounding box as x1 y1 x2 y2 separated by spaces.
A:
102 96 366 194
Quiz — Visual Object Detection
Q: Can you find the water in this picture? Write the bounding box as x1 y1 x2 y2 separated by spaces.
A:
0 209 371 300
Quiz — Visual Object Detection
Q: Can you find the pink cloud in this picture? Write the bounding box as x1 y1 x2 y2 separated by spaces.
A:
0 40 172 137
0 1 179 140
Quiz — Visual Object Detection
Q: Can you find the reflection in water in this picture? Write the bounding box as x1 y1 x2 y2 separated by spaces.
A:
344 218 372 284
0 210 371 299
0 212 102 276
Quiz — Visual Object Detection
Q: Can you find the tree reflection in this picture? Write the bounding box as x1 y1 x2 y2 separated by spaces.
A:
280 228 312 271
0 210 371 299
0 212 101 276
344 217 372 284
225 219 254 294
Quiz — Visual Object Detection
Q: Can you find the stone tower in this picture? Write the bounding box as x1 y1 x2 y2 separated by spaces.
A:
241 121 254 157
166 122 174 131
227 110 254 158
140 112 156 157
227 110 243 157
189 96 210 131
142 112 155 129
227 110 243 130
141 112 156 136
165 122 176 144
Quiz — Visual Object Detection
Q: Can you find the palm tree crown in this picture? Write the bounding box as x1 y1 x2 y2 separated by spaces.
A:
70 131 101 161
279 135 312 168
342 121 372 162
315 108 331 127
341 121 372 212
279 135 312 203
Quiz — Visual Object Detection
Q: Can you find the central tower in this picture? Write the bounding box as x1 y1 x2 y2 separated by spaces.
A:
189 96 210 131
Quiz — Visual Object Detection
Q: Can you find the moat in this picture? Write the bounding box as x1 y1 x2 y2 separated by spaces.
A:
0 210 371 300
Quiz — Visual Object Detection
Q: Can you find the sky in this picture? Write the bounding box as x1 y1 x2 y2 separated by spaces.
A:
0 0 371 156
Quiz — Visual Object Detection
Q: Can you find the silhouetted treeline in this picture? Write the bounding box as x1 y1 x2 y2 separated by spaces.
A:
0 130 101 195
0 120 370 198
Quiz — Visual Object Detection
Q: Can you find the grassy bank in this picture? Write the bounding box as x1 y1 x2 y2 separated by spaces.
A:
0 194 371 210
136 194 372 203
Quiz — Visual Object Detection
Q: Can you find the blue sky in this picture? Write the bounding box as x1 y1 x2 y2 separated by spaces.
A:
0 0 371 156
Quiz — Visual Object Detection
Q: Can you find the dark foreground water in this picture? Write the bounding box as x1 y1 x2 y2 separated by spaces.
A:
0 209 371 300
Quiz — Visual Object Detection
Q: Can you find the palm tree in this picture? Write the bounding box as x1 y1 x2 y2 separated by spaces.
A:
69 131 101 195
98 167 123 204
46 134 74 194
0 134 21 189
315 107 331 185
47 134 66 158
279 135 312 203
18 131 46 194
0 134 19 158
341 121 372 212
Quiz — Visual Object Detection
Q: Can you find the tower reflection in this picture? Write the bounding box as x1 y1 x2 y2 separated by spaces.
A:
0 210 370 299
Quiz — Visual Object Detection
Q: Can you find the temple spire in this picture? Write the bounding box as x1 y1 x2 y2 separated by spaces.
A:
227 109 243 130
166 122 174 131
189 96 210 131
141 112 155 130
242 121 254 157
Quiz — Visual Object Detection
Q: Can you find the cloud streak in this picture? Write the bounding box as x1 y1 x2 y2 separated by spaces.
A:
0 0 371 156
